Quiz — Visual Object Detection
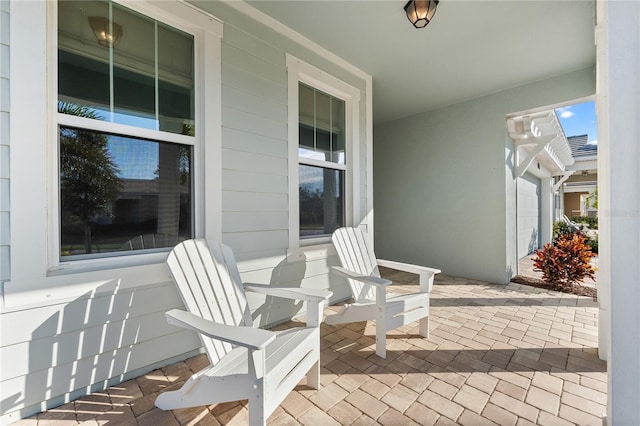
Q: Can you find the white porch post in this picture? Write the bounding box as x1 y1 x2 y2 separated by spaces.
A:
597 0 640 424
540 177 553 246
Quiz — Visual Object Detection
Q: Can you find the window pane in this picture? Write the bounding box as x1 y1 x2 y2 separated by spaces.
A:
59 126 192 259
112 2 156 130
158 23 195 135
58 0 195 136
58 0 110 120
298 83 346 164
299 164 344 238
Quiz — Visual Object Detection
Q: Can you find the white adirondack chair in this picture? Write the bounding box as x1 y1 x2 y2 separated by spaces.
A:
327 227 441 358
155 239 332 425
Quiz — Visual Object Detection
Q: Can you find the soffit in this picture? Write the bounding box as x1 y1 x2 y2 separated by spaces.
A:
245 0 596 124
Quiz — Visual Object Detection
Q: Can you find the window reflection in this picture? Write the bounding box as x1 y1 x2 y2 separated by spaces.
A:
299 164 344 238
58 0 195 135
298 83 345 164
59 125 192 258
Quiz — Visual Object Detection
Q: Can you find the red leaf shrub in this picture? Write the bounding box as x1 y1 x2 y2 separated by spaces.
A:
532 232 595 286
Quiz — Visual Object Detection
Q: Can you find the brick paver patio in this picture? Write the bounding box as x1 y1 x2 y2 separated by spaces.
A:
17 269 605 425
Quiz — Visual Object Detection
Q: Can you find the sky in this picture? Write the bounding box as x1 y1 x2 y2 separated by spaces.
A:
555 100 598 144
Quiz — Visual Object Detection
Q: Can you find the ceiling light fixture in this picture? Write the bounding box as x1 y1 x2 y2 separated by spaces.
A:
404 0 439 29
89 16 123 48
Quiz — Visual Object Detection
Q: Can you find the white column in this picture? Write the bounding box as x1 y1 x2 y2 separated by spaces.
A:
597 0 640 424
540 177 553 246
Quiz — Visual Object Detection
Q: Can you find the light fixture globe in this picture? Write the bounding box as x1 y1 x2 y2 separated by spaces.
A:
404 0 439 29
89 16 123 48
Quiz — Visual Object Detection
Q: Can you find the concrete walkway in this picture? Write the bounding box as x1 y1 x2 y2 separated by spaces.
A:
17 269 605 425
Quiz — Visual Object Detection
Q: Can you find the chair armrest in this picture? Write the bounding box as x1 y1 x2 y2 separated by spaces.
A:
331 266 392 286
377 259 441 275
243 284 333 303
165 309 275 350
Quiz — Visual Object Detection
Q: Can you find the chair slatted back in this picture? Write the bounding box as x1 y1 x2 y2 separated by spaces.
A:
332 227 380 302
166 239 253 364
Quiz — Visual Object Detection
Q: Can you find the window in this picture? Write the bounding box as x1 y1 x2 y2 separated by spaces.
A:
298 83 346 238
57 0 197 260
286 55 361 247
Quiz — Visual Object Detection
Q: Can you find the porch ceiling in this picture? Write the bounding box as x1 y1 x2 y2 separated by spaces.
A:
244 0 596 124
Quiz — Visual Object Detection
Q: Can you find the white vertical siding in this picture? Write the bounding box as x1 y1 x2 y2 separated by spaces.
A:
0 0 10 283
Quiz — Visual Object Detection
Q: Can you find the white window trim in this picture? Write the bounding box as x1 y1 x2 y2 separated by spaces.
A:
286 54 361 249
9 0 222 286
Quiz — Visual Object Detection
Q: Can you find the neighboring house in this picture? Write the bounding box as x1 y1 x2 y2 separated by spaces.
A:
1 0 639 425
507 111 574 260
563 134 598 218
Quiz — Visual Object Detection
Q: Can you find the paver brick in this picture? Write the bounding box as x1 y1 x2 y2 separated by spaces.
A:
327 400 362 424
417 389 464 421
298 406 340 425
405 402 440 425
481 402 517 426
563 381 607 405
559 404 603 425
526 385 560 415
381 383 418 413
465 373 498 394
489 391 539 423
377 408 418 426
429 379 458 399
346 389 389 420
561 391 606 417
453 384 490 414
458 409 498 425
309 382 348 411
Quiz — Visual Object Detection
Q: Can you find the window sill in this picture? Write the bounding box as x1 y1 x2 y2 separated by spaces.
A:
3 256 173 311
48 251 169 277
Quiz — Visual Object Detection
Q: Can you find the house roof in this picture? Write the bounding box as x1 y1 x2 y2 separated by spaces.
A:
568 134 598 157
239 0 596 124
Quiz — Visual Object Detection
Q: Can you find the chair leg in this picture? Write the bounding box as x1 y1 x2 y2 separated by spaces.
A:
306 360 320 389
419 315 429 338
375 310 387 358
248 379 266 426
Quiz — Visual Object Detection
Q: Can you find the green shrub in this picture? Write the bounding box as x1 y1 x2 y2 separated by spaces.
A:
585 235 598 254
533 232 595 286
553 221 578 241
570 215 598 230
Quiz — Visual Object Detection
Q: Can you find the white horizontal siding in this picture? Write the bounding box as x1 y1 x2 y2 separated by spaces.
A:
223 211 288 233
222 191 288 213
222 127 287 158
1 330 200 416
1 1 370 422
222 62 287 105
223 106 287 141
223 148 287 176
222 170 287 194
222 85 286 124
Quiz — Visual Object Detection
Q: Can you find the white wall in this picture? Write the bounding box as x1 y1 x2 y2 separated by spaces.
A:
0 0 9 284
0 0 372 422
374 68 595 284
597 0 640 424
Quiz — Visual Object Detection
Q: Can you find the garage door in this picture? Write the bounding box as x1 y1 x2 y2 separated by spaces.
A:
517 173 541 259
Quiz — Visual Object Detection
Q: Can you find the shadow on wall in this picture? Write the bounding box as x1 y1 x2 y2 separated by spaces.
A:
0 278 190 421
528 227 539 256
251 254 307 327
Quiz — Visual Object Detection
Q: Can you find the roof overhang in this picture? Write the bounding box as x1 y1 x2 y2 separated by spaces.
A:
507 110 574 179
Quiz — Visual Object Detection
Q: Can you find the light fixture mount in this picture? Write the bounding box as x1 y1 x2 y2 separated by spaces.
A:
404 0 439 29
